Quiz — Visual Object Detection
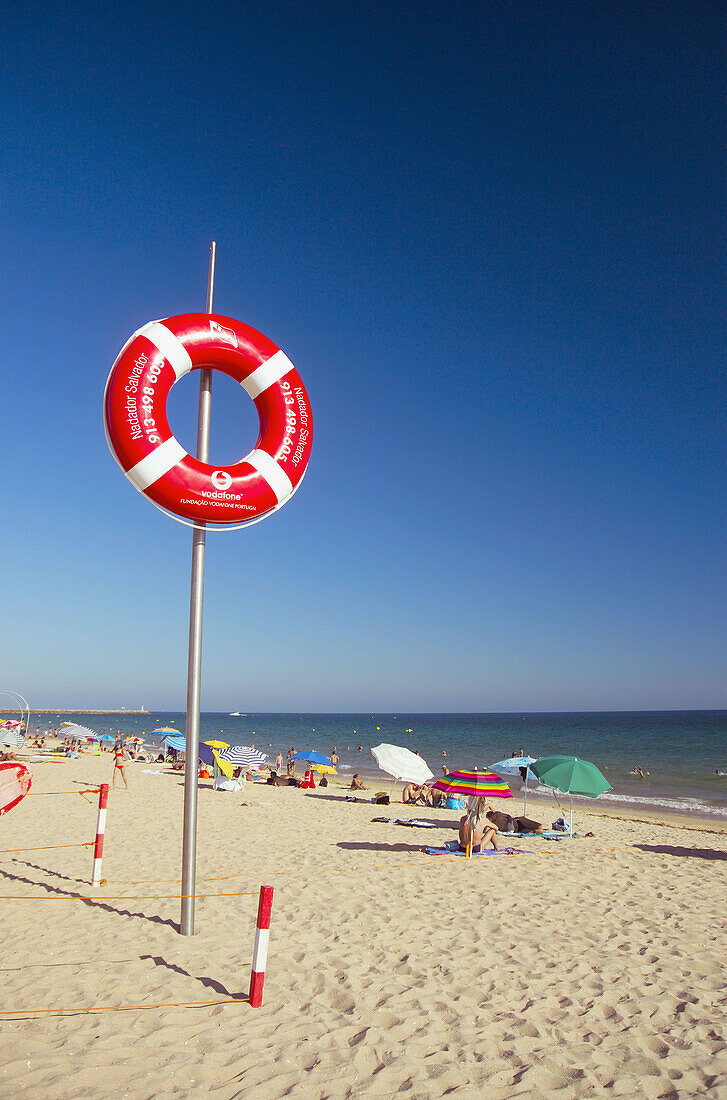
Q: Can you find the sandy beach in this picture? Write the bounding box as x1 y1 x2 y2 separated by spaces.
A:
1 751 726 1099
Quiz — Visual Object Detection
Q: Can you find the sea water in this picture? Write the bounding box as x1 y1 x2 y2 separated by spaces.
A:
36 710 727 818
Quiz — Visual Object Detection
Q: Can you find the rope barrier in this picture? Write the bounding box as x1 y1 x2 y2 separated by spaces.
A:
0 890 263 901
0 842 94 854
0 997 245 1018
27 789 101 798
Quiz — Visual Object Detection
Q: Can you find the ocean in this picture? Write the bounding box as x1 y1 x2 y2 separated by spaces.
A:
34 710 727 819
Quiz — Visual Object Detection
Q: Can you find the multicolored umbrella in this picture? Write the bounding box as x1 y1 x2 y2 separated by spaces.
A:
432 769 512 799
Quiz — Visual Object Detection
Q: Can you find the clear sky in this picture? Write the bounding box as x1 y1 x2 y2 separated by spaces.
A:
2 1 725 712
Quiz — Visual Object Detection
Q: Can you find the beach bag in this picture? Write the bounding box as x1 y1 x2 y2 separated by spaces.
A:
552 817 568 832
373 792 390 805
445 797 465 810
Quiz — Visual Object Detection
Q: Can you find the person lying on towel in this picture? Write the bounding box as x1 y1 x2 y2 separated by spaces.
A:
486 809 543 833
458 798 502 853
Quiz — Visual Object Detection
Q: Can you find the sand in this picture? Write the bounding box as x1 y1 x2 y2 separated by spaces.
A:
1 751 726 1099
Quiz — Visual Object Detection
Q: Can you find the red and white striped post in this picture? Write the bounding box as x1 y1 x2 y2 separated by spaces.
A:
91 783 109 887
249 885 274 1007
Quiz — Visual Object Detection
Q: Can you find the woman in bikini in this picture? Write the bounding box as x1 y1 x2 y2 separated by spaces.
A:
113 734 128 790
458 797 500 853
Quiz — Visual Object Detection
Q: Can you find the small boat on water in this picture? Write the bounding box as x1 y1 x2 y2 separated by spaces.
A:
229 712 242 717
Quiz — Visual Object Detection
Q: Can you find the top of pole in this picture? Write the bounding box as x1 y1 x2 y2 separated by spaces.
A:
206 242 216 314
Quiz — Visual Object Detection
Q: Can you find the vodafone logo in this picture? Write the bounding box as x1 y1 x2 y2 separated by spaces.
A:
211 470 232 490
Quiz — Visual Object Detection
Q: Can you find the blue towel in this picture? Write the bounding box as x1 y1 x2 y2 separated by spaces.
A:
425 839 531 856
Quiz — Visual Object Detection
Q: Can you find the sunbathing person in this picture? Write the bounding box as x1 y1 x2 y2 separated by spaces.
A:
402 782 423 804
486 808 543 833
459 797 501 852
350 774 367 790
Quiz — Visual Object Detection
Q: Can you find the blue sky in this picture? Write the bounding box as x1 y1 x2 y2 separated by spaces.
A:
2 1 725 711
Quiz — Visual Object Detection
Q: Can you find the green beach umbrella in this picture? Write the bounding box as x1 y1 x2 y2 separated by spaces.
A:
531 755 612 834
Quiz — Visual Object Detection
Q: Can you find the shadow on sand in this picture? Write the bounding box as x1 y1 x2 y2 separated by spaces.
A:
0 865 179 930
634 843 727 861
336 840 431 854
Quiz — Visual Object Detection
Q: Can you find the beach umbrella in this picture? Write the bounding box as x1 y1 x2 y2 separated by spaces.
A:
291 750 334 767
0 727 24 747
492 756 537 812
218 746 268 770
432 770 512 858
311 763 336 775
159 734 186 761
152 727 179 736
371 744 434 785
531 755 612 835
197 743 216 770
201 741 229 779
213 750 234 779
61 724 96 741
432 769 513 800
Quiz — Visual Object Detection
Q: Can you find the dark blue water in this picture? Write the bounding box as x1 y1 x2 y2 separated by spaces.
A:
38 710 727 817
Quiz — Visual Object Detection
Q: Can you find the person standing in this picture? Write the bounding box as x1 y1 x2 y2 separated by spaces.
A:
275 750 284 774
330 749 339 766
287 748 297 776
113 734 128 790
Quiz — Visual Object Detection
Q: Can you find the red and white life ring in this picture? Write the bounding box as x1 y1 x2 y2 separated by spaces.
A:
104 314 312 527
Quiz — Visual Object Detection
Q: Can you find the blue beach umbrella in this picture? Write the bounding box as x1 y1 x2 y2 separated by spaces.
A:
198 743 217 768
291 750 334 768
492 756 537 812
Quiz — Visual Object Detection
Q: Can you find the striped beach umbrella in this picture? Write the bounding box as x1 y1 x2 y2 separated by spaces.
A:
432 769 513 799
60 724 96 741
218 746 268 769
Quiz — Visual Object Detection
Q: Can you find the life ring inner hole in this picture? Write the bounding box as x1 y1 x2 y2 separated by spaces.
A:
165 367 261 467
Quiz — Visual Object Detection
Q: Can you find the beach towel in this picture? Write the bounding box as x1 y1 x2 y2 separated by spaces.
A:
425 839 531 856
372 817 438 828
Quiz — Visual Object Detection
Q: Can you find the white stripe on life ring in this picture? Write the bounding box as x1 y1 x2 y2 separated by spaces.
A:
126 438 188 491
137 321 193 379
245 448 293 504
241 350 295 399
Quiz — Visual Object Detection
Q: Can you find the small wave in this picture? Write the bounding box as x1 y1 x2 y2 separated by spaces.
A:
528 784 727 817
597 791 727 816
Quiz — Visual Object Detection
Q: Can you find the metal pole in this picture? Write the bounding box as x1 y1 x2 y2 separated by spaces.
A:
180 241 216 936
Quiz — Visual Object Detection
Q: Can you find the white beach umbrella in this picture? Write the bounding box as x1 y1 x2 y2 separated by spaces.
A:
59 724 96 741
371 743 434 785
0 728 25 747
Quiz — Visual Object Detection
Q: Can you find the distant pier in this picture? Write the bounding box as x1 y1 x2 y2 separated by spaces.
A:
0 709 149 715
